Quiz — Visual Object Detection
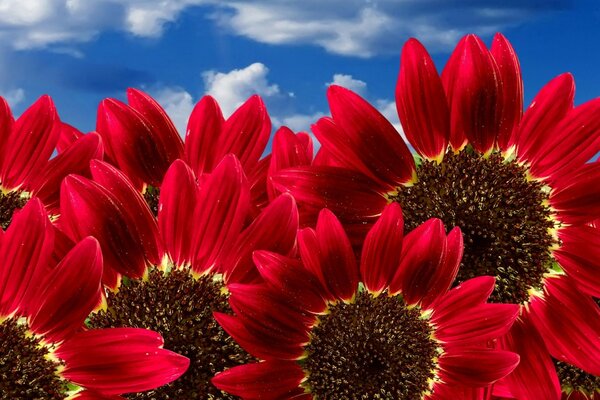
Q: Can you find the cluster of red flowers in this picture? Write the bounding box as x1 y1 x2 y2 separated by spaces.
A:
2 33 600 400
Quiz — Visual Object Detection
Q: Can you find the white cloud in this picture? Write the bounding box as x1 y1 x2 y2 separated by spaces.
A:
150 86 195 136
0 88 26 108
328 74 367 95
279 111 325 134
202 62 282 117
0 0 566 56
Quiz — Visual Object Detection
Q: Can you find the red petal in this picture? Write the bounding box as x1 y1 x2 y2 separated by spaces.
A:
1 95 59 189
56 122 84 153
28 132 104 214
29 237 102 342
268 127 313 199
0 198 53 317
184 95 225 175
191 154 250 274
491 33 523 152
58 328 189 395
222 193 298 284
97 98 169 186
325 86 415 186
435 303 518 347
528 97 600 179
126 88 184 162
0 96 14 168
497 312 561 400
314 208 359 302
220 95 271 172
360 202 404 294
389 218 451 306
254 251 328 314
273 165 389 222
158 159 199 266
439 348 519 387
59 175 149 285
89 160 163 266
247 154 271 212
515 73 574 163
554 225 600 297
212 361 305 399
530 276 600 375
421 226 463 310
550 162 600 224
431 276 495 324
396 38 449 161
214 312 305 361
441 36 468 150
442 34 501 155
70 391 123 399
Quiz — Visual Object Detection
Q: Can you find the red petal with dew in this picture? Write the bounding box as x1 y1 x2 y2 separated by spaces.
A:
1 95 59 189
59 175 149 285
212 361 305 400
29 237 102 342
360 202 404 294
491 33 523 152
497 312 561 400
439 348 519 387
528 97 600 179
222 193 298 284
192 155 250 274
126 88 184 162
28 132 103 214
0 198 53 317
396 38 449 161
554 225 600 297
98 98 171 186
314 208 359 302
441 35 500 155
219 95 271 172
214 312 306 361
158 159 199 267
389 218 449 306
515 73 574 164
58 328 189 395
254 250 328 314
325 85 415 186
184 95 225 175
529 276 600 375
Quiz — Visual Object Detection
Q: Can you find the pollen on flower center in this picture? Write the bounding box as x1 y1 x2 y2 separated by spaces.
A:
303 291 439 399
0 190 29 229
389 150 557 304
0 318 67 399
87 268 253 399
555 359 600 397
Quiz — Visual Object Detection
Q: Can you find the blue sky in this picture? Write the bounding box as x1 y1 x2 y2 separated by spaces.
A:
0 0 597 138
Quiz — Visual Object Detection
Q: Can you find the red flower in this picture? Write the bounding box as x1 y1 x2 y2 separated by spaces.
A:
273 33 600 399
95 89 271 212
213 204 519 399
0 198 188 399
0 96 102 229
59 154 299 397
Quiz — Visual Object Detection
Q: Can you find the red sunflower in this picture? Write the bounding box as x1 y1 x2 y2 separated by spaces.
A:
273 33 600 399
0 96 102 229
59 155 298 398
0 198 188 399
213 203 520 399
95 89 271 214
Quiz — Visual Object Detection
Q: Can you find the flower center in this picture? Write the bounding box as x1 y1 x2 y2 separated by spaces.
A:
142 185 160 217
303 292 439 399
555 359 600 398
0 190 28 230
389 150 557 304
0 317 67 399
87 268 253 399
